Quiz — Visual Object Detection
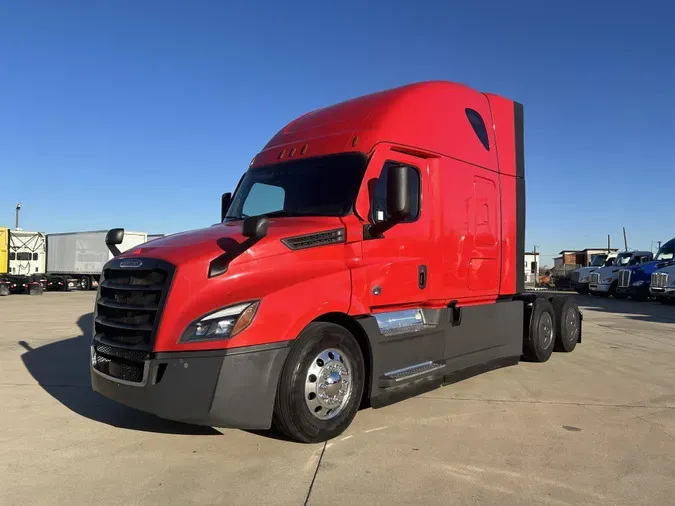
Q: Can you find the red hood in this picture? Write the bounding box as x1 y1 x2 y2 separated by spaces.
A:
119 217 345 267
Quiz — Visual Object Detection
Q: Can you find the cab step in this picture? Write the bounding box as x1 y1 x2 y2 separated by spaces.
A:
379 361 446 388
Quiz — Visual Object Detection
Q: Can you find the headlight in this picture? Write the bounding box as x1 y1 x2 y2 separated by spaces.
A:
632 280 646 286
580 276 590 282
601 278 614 284
179 301 260 343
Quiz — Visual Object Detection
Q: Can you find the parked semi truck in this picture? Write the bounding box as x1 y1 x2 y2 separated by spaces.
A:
649 255 675 304
588 250 653 297
90 81 583 443
617 238 675 300
0 228 148 295
570 253 617 294
0 228 47 295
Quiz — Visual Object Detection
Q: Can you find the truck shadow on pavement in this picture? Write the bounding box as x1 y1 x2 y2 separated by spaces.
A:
18 312 222 435
573 293 675 324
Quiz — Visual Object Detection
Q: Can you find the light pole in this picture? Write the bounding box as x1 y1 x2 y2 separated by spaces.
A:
15 202 22 229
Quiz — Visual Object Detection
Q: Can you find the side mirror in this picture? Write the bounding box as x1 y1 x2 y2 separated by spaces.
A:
386 165 411 220
105 228 124 257
221 192 232 222
242 216 269 240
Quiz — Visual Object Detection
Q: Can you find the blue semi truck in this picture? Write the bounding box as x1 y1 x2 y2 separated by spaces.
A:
616 238 675 300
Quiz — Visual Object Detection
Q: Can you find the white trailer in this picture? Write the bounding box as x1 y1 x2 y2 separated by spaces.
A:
46 230 148 290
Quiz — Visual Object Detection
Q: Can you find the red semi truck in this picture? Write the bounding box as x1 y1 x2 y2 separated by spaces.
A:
91 81 582 443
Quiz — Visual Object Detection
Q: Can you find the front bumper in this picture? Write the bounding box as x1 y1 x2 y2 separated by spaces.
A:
616 284 650 297
589 283 611 293
650 287 675 298
91 341 291 429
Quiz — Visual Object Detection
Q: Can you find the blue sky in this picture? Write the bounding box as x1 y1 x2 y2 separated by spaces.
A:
2 0 674 265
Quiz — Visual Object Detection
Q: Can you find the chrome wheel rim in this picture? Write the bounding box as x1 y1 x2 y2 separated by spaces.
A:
305 348 353 420
565 307 579 342
539 312 554 349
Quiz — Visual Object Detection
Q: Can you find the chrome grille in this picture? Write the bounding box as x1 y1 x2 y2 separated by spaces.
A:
652 272 669 288
570 272 580 283
618 270 631 288
590 273 600 284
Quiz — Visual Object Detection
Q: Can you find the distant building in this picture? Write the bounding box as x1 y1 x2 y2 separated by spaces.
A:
524 252 540 285
553 248 619 270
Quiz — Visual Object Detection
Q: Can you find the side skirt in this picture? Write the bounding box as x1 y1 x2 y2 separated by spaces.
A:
359 300 525 410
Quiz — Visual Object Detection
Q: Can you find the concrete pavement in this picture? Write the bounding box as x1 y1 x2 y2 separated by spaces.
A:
1 292 674 505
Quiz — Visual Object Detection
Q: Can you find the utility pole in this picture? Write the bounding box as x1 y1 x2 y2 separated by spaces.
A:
607 234 610 253
623 227 628 251
15 202 22 229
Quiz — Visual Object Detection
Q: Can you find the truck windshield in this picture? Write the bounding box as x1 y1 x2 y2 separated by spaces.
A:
225 153 367 220
590 255 607 267
615 253 633 266
604 258 615 267
655 239 674 261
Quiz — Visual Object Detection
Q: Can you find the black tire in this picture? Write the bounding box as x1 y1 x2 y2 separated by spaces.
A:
28 284 43 296
79 276 91 291
272 322 365 443
0 284 9 296
608 281 617 297
550 296 580 352
522 298 556 363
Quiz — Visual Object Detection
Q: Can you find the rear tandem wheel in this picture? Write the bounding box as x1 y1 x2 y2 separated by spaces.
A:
522 297 556 363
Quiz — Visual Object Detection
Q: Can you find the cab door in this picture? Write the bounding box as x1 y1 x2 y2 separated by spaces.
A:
355 148 434 310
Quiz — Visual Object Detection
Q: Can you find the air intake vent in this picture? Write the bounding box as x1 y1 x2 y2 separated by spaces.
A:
281 228 346 250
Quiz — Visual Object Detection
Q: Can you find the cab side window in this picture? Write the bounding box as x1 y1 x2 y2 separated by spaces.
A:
372 161 420 223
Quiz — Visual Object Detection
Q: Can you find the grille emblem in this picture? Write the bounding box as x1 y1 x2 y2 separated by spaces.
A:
119 259 143 268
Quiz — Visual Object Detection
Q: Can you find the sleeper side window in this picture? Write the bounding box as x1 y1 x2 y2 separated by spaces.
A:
371 161 420 223
466 108 490 151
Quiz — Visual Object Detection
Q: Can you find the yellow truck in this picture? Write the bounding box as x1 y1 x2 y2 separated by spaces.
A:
0 226 9 295
0 226 8 274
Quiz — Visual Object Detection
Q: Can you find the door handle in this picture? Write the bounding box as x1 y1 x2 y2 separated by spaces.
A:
418 265 427 289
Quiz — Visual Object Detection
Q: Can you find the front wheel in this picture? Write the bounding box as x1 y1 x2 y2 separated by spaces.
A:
272 322 365 443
